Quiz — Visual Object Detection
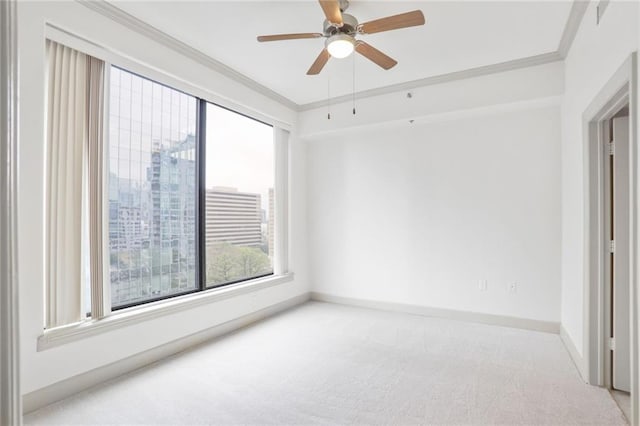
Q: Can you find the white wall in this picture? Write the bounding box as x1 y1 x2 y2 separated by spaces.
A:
18 1 308 396
303 65 563 323
560 0 639 359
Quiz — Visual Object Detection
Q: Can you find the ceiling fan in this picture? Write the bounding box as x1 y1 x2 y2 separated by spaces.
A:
256 0 425 75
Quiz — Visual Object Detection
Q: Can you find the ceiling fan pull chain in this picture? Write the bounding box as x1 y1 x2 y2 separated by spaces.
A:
327 75 331 120
352 53 356 115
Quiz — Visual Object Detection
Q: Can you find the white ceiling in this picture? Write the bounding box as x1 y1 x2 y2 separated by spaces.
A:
109 1 573 106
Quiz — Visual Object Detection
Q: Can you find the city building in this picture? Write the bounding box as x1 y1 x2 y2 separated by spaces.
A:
109 135 197 307
205 187 262 248
108 175 146 251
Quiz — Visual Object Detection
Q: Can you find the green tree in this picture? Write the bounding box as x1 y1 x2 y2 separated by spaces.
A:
206 243 237 284
237 246 271 277
205 242 272 286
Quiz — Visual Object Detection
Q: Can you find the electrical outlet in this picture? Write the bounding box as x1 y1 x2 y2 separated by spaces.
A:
508 282 517 293
478 280 487 291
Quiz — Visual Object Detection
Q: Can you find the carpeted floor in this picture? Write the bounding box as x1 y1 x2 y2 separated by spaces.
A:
25 301 627 425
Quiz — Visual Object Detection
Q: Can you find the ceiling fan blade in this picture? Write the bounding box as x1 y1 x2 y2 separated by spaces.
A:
355 41 397 70
257 33 324 42
307 49 331 75
319 0 343 26
359 10 425 34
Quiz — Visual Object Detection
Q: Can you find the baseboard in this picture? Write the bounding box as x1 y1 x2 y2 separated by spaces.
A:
560 324 587 382
310 292 560 334
23 292 310 414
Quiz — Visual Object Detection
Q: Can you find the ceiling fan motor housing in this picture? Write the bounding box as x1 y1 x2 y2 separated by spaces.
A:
323 13 358 36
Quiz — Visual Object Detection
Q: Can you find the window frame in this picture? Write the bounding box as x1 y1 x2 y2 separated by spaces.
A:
107 66 282 311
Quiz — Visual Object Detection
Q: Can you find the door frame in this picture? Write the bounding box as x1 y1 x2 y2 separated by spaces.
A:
584 53 638 425
0 0 22 424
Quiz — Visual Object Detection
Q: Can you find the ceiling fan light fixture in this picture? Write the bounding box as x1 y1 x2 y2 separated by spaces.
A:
326 34 355 58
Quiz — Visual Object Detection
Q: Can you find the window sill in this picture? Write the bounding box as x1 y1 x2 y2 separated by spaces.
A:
37 272 294 351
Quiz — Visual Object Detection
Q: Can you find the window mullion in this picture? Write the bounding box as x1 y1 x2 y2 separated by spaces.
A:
197 99 207 291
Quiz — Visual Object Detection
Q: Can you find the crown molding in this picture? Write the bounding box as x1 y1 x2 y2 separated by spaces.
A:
558 0 589 58
299 51 563 111
79 0 586 113
76 0 299 112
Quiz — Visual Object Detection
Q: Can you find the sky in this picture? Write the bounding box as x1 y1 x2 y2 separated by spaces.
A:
205 103 274 211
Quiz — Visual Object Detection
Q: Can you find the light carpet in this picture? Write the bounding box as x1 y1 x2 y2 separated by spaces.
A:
25 301 627 425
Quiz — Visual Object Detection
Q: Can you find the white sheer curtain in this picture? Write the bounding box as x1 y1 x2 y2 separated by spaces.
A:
46 40 105 328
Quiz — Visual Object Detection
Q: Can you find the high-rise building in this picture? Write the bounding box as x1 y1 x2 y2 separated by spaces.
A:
148 136 197 273
108 175 148 251
205 187 262 247
109 135 197 307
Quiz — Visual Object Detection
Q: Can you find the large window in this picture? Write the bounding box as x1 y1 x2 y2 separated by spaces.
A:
204 104 274 287
46 40 287 329
107 66 279 310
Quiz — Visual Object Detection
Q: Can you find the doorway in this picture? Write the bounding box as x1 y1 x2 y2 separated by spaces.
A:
584 53 638 426
605 110 631 420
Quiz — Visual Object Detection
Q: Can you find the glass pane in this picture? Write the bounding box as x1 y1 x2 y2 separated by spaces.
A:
205 104 274 287
108 67 197 308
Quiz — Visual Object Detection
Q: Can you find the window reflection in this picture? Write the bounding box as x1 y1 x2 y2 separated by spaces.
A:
108 67 197 308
